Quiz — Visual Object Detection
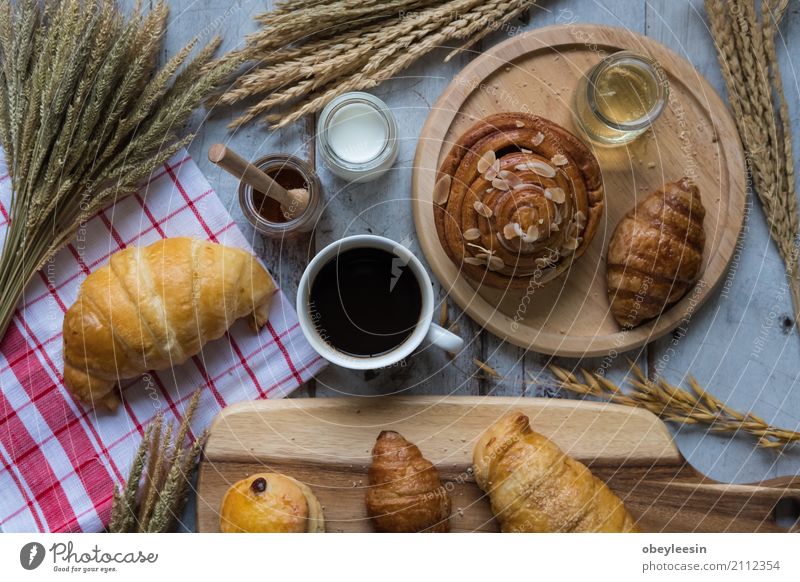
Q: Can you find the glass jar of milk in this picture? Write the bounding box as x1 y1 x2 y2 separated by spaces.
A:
317 92 399 183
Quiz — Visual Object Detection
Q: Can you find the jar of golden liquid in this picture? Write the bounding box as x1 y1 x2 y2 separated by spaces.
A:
574 51 669 146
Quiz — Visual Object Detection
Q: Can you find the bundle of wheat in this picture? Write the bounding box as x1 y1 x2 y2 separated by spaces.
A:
213 0 536 128
0 0 230 341
705 0 799 330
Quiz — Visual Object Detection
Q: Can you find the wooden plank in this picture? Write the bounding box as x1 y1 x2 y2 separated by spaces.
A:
312 44 489 396
150 0 800 532
644 0 800 485
166 1 318 398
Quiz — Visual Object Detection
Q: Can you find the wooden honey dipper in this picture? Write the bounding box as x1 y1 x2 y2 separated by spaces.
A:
208 144 310 220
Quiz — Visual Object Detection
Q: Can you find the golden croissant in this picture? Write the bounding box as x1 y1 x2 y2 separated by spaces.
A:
473 412 639 532
606 178 706 328
62 237 276 410
365 431 451 532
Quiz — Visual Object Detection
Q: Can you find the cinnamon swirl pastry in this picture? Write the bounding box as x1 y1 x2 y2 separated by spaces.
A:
433 113 604 289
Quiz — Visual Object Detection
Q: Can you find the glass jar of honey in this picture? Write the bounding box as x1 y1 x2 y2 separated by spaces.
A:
574 51 669 146
238 154 323 238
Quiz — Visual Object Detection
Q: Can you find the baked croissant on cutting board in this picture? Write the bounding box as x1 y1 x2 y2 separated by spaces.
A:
365 431 451 532
606 178 706 328
473 412 639 532
62 237 276 410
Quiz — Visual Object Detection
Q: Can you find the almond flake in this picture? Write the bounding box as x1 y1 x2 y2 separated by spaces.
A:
488 256 506 271
485 159 501 181
551 153 568 166
532 132 545 146
491 177 510 191
464 257 485 266
477 150 496 174
463 228 481 241
526 160 557 178
503 222 521 240
473 200 493 218
499 170 523 188
467 242 494 255
520 148 532 154
521 225 539 243
545 187 566 204
574 211 587 230
562 238 580 251
433 175 451 205
515 120 525 128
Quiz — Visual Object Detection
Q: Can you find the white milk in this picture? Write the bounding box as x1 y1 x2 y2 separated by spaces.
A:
327 102 388 164
318 92 399 183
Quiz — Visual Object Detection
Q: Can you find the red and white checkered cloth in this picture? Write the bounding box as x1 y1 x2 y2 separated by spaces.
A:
0 149 326 533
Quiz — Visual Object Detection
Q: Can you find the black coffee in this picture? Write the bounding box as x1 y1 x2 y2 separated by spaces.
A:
308 247 423 357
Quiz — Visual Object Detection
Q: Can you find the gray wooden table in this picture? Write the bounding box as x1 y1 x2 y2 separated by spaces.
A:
163 0 800 530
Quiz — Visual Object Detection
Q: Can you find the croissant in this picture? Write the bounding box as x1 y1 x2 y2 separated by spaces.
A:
434 112 604 289
606 178 706 328
220 473 324 533
473 412 639 532
365 431 451 532
62 237 276 410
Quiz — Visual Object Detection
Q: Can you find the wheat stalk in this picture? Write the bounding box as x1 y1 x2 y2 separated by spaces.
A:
0 0 231 341
109 391 206 533
548 362 800 449
705 0 800 328
213 0 536 128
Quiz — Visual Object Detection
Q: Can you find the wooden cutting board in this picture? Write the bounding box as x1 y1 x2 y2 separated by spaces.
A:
411 24 746 357
196 397 799 532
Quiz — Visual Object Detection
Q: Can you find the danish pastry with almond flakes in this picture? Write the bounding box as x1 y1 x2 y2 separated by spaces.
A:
433 112 604 289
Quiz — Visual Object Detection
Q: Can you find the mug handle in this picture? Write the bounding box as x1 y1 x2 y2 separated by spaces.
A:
426 323 464 354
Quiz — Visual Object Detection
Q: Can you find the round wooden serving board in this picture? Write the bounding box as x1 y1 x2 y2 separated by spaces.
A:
411 24 746 357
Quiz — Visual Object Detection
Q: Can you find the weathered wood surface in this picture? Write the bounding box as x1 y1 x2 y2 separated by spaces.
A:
150 0 800 529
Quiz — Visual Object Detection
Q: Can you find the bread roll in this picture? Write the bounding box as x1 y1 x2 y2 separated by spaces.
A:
473 412 639 532
220 473 324 533
63 237 276 409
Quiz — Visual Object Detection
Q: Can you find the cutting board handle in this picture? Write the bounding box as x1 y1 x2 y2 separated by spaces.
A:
620 470 800 532
756 476 800 489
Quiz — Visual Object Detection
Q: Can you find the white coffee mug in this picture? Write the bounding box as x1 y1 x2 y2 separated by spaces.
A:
296 235 464 369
